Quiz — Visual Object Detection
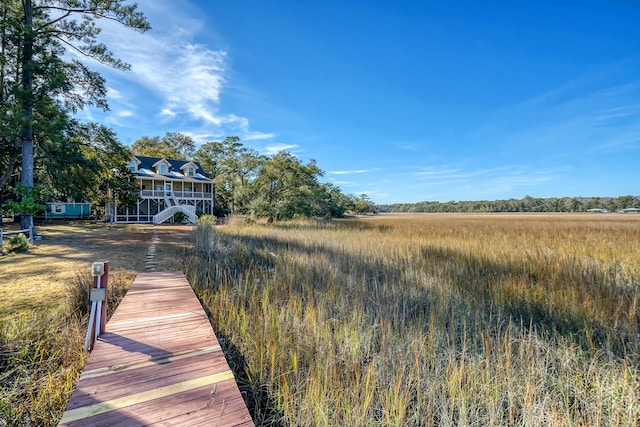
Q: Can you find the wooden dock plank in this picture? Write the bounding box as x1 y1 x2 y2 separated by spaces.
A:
65 381 248 427
65 354 232 408
60 271 253 427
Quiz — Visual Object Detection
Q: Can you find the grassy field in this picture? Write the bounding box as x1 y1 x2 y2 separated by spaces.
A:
1 215 638 426
185 214 640 426
0 222 192 426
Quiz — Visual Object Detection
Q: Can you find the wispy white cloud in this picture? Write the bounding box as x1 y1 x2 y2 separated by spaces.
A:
263 143 299 155
117 110 134 118
393 142 427 151
160 108 176 118
110 35 227 124
245 132 276 141
413 165 512 181
107 86 124 101
181 131 222 145
102 107 136 128
474 69 640 157
406 164 562 200
593 130 640 153
83 1 272 141
328 179 356 186
328 169 379 175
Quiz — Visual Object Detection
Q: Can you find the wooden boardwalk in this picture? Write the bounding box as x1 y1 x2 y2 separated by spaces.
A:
59 271 253 426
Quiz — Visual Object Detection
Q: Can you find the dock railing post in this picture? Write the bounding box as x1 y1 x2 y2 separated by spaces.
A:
98 261 109 334
83 261 109 351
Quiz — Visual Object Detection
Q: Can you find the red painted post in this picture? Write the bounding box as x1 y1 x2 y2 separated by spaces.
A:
100 261 109 334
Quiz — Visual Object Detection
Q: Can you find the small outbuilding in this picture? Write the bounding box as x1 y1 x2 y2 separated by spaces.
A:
45 202 92 219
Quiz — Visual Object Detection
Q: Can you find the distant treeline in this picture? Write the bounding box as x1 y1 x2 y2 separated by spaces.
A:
377 195 640 213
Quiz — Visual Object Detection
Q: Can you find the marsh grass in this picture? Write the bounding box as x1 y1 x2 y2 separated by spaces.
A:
66 270 130 321
186 214 640 426
0 271 130 426
0 313 85 425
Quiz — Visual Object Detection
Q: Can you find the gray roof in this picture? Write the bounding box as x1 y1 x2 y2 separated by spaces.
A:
134 156 211 182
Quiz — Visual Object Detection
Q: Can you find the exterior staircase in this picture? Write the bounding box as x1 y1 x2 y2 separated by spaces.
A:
153 195 197 224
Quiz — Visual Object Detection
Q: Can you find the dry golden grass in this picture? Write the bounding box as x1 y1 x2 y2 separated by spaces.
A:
187 213 640 426
0 222 191 321
0 221 193 426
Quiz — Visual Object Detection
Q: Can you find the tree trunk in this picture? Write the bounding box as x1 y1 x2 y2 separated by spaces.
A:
0 2 6 104
19 0 34 233
0 3 17 193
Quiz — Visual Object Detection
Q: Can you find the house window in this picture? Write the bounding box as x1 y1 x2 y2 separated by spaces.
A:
127 161 137 172
187 167 195 177
54 204 64 214
159 164 168 175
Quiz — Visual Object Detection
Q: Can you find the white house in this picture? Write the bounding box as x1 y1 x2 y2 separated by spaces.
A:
109 156 214 224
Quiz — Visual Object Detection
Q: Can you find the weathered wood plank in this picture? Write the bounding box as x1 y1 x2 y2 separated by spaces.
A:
66 354 232 407
80 344 222 380
59 271 253 426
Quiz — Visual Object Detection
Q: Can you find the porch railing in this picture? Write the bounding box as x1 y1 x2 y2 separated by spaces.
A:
140 190 212 199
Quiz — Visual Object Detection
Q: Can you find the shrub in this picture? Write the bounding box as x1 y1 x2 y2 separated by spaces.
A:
197 215 218 225
5 233 29 253
173 211 187 223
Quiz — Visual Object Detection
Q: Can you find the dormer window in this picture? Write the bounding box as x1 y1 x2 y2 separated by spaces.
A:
180 162 198 178
152 159 171 175
127 161 137 172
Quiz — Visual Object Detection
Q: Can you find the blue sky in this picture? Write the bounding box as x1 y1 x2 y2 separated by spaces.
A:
80 0 640 204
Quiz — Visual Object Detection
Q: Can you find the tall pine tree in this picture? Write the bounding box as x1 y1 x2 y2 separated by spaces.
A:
2 0 148 229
